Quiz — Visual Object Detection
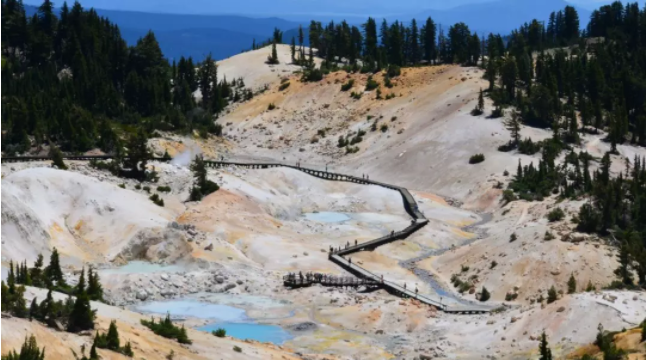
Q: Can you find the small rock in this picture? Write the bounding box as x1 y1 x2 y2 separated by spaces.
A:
556 306 566 313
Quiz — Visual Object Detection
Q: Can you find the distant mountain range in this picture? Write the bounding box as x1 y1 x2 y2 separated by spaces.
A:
25 0 598 61
25 5 303 61
413 0 592 35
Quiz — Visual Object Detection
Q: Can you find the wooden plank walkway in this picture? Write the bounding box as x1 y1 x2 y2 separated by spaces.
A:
1 155 492 314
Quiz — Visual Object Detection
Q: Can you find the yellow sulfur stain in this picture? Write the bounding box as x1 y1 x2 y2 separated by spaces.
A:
74 220 84 232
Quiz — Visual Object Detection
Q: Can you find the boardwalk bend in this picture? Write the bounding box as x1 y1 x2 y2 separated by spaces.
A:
1 155 492 314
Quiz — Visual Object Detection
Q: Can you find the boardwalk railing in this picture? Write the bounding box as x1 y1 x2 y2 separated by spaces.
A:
1 155 491 314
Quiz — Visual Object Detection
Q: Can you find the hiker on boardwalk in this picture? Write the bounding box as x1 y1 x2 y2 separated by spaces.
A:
381 275 384 283
346 241 350 248
404 283 407 290
391 230 395 236
415 287 419 298
354 239 357 246
348 257 352 265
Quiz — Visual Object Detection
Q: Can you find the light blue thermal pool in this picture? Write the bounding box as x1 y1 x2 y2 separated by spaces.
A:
303 211 351 223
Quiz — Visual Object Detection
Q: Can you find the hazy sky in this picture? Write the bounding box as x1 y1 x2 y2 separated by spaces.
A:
22 0 628 15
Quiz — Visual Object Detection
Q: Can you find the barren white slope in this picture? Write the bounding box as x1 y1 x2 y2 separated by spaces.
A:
1 167 175 265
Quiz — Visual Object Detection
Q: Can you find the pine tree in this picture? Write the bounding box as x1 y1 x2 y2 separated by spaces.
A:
45 248 65 287
67 271 95 332
614 241 634 286
106 320 120 350
539 331 553 360
266 41 279 65
567 273 577 294
122 128 150 181
290 37 296 63
31 254 44 287
547 286 558 304
89 343 99 360
29 298 40 321
2 335 45 360
504 111 522 146
75 268 86 296
49 145 67 170
86 267 104 302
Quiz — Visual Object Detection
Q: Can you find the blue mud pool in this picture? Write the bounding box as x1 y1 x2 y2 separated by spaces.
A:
303 211 351 223
198 322 293 345
135 300 293 345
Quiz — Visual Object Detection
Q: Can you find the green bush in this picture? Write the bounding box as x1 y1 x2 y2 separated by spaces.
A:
384 76 394 88
302 68 323 82
509 233 517 242
544 231 555 240
350 91 362 100
490 261 498 269
340 79 355 91
142 186 151 193
212 328 227 338
267 103 276 111
365 76 379 91
385 93 396 100
118 183 126 189
386 64 401 77
380 124 388 133
233 346 242 353
135 184 141 190
547 286 558 304
391 116 397 122
469 153 485 164
149 194 164 207
157 186 171 193
278 81 290 91
461 265 470 273
141 314 192 344
345 146 359 154
479 287 491 302
547 208 565 222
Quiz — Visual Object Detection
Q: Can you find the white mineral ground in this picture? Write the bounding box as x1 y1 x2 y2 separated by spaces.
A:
2 45 645 359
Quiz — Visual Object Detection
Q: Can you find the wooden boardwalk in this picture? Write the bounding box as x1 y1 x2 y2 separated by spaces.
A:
1 155 492 314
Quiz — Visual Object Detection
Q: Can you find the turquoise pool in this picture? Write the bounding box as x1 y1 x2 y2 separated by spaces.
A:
199 322 293 345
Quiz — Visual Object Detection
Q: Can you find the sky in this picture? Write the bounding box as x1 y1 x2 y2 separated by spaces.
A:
23 0 628 15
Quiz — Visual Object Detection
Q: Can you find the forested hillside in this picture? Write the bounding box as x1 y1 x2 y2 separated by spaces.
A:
1 0 248 155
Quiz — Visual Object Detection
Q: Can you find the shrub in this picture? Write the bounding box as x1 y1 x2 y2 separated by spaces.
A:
509 233 517 242
212 328 227 338
503 169 509 176
380 124 388 132
340 79 354 91
567 274 577 294
135 184 142 190
310 136 319 144
365 76 379 91
345 146 359 154
501 190 516 205
547 286 558 304
469 153 485 164
391 116 397 122
490 261 498 269
149 194 164 207
267 103 276 111
302 68 323 82
233 346 242 353
479 287 491 302
337 136 348 148
385 93 396 100
384 76 394 88
547 208 565 222
544 231 555 240
350 91 362 100
118 183 126 189
386 64 401 77
585 280 596 292
376 88 383 99
278 81 290 91
157 186 171 193
490 106 504 118
142 186 151 193
141 314 192 344
505 292 518 301
471 107 483 116
461 265 470 273
50 146 68 170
